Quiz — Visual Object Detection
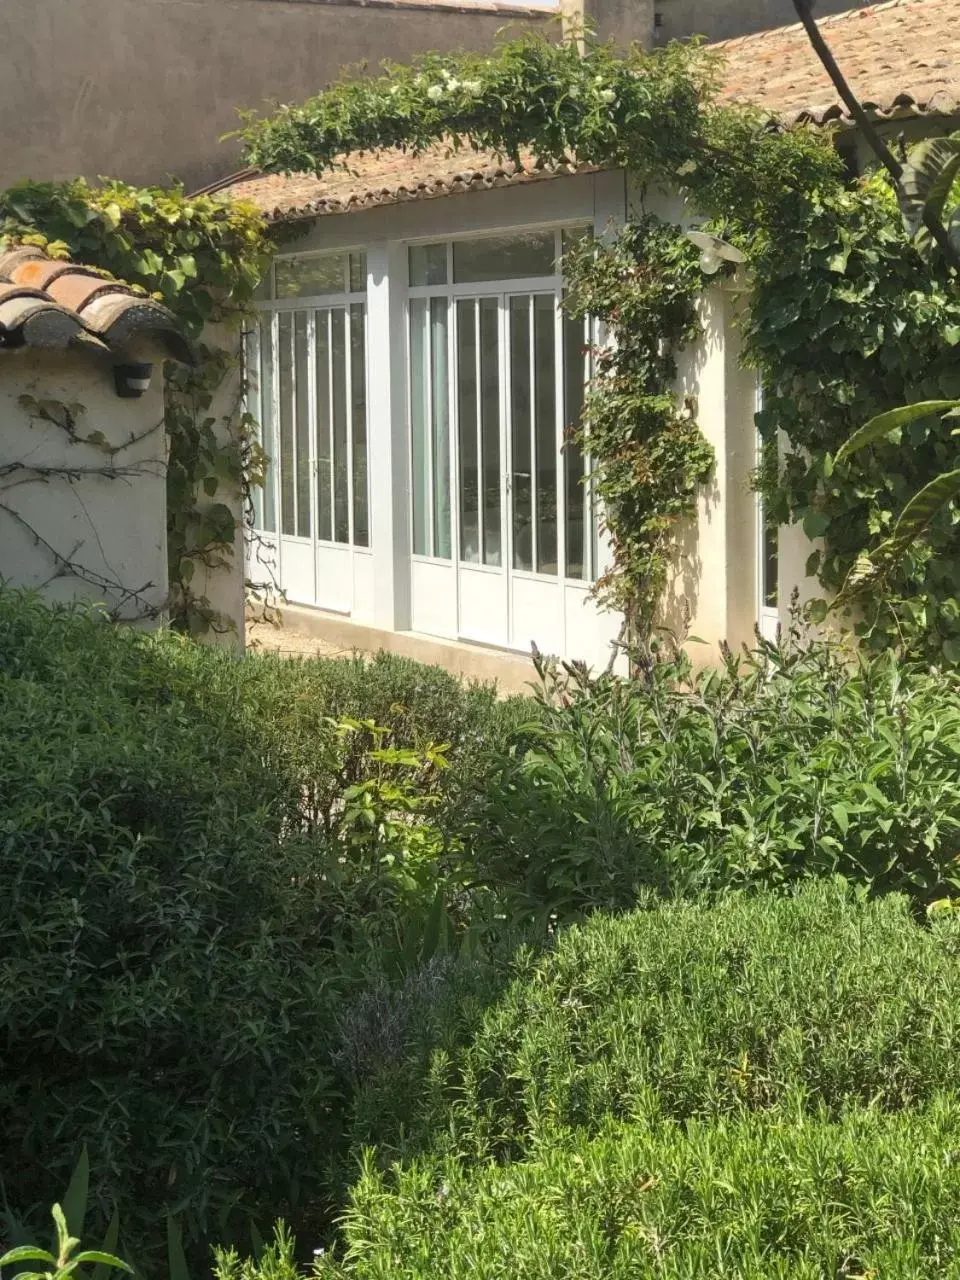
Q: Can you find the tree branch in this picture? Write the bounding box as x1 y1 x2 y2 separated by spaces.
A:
791 0 902 181
792 0 960 271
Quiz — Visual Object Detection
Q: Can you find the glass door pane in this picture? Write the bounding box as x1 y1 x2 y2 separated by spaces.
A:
294 312 311 538
509 296 533 572
350 304 369 547
258 315 277 533
479 297 502 567
332 310 349 543
563 310 590 580
410 297 431 556
456 299 479 564
533 294 558 575
315 311 333 542
410 297 451 559
431 298 451 560
278 312 295 536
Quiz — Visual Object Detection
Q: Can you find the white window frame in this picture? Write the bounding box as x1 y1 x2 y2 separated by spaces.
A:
251 248 369 551
404 224 597 586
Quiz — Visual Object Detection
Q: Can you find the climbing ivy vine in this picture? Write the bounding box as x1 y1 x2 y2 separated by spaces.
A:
0 178 270 635
240 31 960 660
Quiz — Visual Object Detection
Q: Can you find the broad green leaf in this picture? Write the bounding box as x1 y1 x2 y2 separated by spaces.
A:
73 1253 132 1274
0 1248 56 1267
900 134 960 248
61 1148 90 1242
943 637 960 664
887 468 960 555
90 1210 121 1280
836 401 960 462
166 1217 191 1280
831 803 850 836
802 511 830 539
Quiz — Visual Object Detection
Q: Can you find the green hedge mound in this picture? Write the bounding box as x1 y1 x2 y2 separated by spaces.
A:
350 884 960 1166
317 1101 960 1279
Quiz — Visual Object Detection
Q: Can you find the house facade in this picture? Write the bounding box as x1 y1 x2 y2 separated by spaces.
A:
215 0 960 677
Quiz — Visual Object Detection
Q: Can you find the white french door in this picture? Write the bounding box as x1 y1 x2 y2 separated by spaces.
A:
453 290 564 649
247 249 373 619
408 228 598 659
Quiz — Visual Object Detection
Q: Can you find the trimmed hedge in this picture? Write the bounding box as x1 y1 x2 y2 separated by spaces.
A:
349 884 960 1165
317 1102 960 1279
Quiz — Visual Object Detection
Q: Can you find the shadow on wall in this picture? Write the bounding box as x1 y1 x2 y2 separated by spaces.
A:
654 0 882 44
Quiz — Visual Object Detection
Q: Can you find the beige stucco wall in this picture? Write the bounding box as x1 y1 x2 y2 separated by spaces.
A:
0 0 555 194
0 340 169 623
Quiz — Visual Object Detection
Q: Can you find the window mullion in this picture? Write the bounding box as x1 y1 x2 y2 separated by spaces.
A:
528 295 538 576
554 290 566 582
474 298 484 564
327 310 336 538
344 307 355 548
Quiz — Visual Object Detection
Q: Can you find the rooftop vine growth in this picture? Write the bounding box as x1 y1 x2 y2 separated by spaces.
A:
241 32 960 661
0 178 270 636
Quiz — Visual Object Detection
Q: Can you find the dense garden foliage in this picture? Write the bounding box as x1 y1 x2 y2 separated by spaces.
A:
4 590 960 1276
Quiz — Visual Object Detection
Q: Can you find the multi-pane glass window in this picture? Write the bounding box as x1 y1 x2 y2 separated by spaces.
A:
407 229 595 580
756 384 779 627
246 251 369 547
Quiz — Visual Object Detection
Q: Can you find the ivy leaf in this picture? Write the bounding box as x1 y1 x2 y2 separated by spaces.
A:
803 511 831 539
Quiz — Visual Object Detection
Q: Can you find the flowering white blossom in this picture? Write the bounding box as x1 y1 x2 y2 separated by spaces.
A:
441 68 453 81
447 77 461 92
568 84 581 99
463 79 483 94
594 74 605 83
600 88 617 104
389 85 401 96
427 84 443 101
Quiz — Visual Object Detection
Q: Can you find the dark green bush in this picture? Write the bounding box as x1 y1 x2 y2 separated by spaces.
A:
467 636 960 921
0 590 522 1266
349 884 960 1166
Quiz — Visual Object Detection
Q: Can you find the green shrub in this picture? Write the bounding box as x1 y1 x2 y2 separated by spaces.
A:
468 636 960 921
229 887 960 1280
349 884 960 1167
312 1101 960 1279
0 590 524 1266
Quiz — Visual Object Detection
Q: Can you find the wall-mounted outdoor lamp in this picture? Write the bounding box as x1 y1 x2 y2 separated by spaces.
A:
113 361 154 399
685 229 746 276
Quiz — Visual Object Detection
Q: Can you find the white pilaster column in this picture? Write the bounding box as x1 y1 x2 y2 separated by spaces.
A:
365 240 411 632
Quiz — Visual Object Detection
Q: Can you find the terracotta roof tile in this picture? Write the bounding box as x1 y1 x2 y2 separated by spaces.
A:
215 143 582 220
206 0 960 222
716 0 960 125
0 246 192 361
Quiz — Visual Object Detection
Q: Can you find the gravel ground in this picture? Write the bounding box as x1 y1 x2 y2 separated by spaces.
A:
245 619 357 660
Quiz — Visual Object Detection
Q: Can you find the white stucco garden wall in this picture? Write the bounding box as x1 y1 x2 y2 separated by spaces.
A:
0 338 169 623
